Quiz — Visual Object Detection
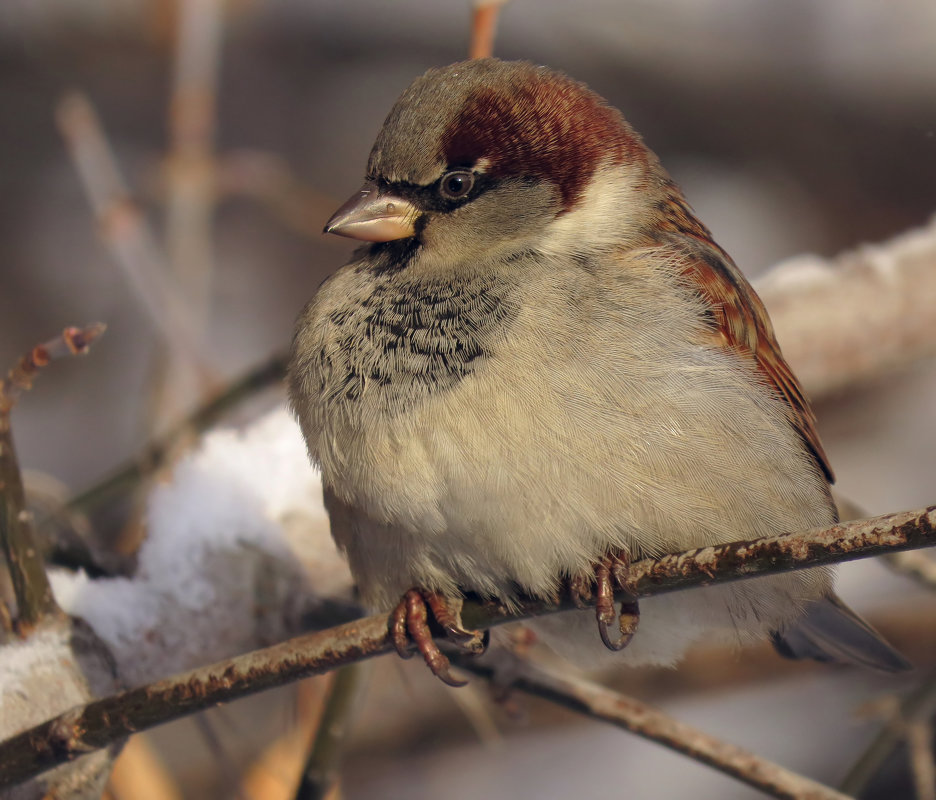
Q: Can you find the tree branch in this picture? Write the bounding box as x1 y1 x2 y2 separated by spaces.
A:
1 505 933 790
58 350 287 523
294 663 368 800
55 92 216 385
469 0 508 59
460 659 852 800
757 214 936 399
839 671 936 796
0 325 105 634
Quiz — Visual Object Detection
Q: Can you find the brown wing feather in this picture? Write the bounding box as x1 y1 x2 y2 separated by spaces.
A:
657 187 834 483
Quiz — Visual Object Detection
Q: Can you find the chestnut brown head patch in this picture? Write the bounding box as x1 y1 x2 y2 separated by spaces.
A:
442 72 643 211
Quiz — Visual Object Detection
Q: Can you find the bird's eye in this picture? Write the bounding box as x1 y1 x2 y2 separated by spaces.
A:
439 170 475 201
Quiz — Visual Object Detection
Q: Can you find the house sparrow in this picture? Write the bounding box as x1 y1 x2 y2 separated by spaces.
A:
288 58 909 684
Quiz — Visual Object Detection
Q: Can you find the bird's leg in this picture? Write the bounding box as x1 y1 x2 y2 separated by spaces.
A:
569 553 639 652
389 588 487 687
597 553 639 651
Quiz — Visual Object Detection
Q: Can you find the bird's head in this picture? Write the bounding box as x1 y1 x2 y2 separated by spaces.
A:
325 59 662 273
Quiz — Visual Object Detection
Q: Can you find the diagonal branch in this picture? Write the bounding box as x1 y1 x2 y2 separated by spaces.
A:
55 92 216 384
458 659 852 800
59 350 287 523
839 671 936 796
0 505 933 790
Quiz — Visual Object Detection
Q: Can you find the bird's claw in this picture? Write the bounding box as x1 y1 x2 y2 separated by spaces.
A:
570 554 639 652
389 588 486 687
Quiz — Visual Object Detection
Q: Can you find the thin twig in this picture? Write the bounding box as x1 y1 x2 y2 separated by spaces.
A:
294 663 368 800
215 150 347 243
884 550 936 592
0 600 13 639
469 0 508 59
106 735 183 800
193 713 250 800
147 0 225 424
58 350 287 523
0 325 106 417
165 0 223 321
0 325 105 634
238 678 329 800
1 504 933 790
840 671 936 797
908 720 936 800
463 660 853 800
55 92 217 385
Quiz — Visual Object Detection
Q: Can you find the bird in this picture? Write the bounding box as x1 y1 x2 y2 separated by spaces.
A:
288 58 909 685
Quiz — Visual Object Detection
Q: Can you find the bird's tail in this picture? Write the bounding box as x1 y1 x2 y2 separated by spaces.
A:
771 592 912 673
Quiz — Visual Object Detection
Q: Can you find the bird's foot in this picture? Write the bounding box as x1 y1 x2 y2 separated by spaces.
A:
389 588 487 687
568 553 639 652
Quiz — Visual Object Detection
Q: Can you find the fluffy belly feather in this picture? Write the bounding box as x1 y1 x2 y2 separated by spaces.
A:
298 260 835 666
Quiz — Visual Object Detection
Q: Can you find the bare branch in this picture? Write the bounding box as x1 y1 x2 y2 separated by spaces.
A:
469 0 508 59
294 664 368 800
0 325 105 633
884 550 936 592
55 92 217 385
59 350 287 522
465 660 852 800
0 325 105 416
908 720 936 800
840 672 936 797
1 505 933 790
216 149 348 243
165 0 223 321
757 214 936 399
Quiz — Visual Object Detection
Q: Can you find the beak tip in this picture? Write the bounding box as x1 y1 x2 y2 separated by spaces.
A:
323 180 418 242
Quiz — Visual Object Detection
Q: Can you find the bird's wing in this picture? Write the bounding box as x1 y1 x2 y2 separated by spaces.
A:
657 190 834 483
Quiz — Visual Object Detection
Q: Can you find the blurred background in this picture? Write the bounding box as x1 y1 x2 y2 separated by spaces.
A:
1 0 935 798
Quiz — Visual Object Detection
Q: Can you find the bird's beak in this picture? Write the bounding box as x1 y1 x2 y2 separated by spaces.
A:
324 179 419 242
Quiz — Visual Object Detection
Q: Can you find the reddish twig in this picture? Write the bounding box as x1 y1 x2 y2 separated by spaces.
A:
0 325 105 633
0 505 933 790
469 0 508 59
0 325 105 418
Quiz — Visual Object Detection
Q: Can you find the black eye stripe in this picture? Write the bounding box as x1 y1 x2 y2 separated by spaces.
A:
370 171 494 215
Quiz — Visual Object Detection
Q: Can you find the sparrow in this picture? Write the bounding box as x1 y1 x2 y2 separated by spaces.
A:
288 58 909 684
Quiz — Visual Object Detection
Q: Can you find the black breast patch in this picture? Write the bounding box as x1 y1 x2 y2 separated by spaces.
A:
319 273 518 411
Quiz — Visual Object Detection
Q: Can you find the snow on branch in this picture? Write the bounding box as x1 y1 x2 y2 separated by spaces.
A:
757 214 936 398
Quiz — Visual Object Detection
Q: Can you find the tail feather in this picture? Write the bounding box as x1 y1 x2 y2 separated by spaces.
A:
772 593 912 673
